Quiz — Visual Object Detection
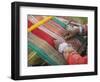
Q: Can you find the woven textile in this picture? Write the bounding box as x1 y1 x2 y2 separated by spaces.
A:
28 15 88 66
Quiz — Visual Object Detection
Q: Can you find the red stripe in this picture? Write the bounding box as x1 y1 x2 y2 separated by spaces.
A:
28 20 55 48
28 20 33 27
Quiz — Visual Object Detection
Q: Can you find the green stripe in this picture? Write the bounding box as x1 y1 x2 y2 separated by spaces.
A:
52 17 67 29
28 41 58 65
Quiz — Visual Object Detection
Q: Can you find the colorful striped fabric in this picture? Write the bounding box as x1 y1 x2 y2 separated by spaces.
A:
28 48 47 66
28 41 57 65
28 15 88 66
28 32 66 65
33 16 65 36
32 28 55 48
28 16 65 42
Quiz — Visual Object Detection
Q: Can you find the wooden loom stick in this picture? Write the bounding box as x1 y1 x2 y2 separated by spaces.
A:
28 16 53 32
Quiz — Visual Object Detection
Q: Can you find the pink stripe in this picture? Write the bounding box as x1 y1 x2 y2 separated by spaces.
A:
49 20 65 32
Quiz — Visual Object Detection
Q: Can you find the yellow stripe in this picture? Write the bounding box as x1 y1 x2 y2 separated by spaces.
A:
28 52 37 61
28 16 53 32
